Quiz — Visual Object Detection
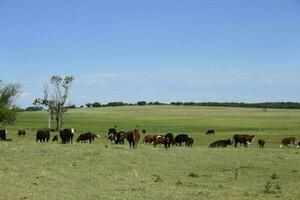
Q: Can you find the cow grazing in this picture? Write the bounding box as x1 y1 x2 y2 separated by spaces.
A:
108 129 126 145
18 130 27 137
258 139 266 148
165 133 174 148
107 128 117 143
174 134 189 146
0 129 8 140
153 135 171 149
280 137 296 148
76 132 99 143
206 130 215 135
59 128 74 144
52 135 59 142
114 131 126 144
125 129 140 149
36 130 50 143
209 139 232 148
233 134 255 148
187 137 194 148
143 135 157 144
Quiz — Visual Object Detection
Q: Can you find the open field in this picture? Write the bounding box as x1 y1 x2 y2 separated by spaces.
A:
1 106 300 200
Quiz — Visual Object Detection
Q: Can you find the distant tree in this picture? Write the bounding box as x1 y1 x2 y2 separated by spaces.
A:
34 75 74 131
92 102 101 107
86 103 92 108
25 106 43 112
137 101 147 106
64 104 76 109
0 81 21 125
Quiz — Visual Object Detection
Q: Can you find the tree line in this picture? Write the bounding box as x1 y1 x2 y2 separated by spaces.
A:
26 101 300 110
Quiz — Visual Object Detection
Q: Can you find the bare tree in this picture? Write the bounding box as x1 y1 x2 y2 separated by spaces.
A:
34 75 74 130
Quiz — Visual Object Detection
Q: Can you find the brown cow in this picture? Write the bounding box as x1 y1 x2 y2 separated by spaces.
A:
233 134 255 148
280 137 296 148
125 129 140 149
76 132 100 143
153 135 170 149
143 135 157 144
258 139 265 148
52 135 59 142
18 130 27 137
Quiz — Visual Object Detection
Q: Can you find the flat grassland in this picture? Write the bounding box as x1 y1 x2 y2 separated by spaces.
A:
1 106 300 200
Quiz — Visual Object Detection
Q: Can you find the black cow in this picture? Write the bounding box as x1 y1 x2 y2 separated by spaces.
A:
0 129 7 140
36 130 50 143
165 133 174 148
209 139 232 148
174 134 189 146
107 128 117 143
59 128 74 144
187 137 194 148
297 141 300 149
206 130 215 135
258 139 266 148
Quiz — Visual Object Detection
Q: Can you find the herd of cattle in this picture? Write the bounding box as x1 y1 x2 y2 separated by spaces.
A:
0 128 299 149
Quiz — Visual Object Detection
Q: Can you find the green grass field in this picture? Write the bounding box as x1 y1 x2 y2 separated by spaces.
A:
1 106 300 200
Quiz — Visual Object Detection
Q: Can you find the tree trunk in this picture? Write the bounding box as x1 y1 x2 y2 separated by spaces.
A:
48 112 51 129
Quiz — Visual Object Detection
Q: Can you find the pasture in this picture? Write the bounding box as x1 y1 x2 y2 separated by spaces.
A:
1 105 300 200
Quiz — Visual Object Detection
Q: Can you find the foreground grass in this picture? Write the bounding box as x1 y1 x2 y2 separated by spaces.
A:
1 106 300 199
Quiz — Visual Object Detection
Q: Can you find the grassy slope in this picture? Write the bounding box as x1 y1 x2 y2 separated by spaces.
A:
1 106 300 200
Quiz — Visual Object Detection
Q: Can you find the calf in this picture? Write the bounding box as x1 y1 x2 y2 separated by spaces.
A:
18 130 27 137
209 139 232 148
187 137 194 148
143 135 157 144
0 129 8 140
280 137 296 148
205 130 215 135
258 139 266 148
233 134 255 148
52 135 59 142
36 130 50 143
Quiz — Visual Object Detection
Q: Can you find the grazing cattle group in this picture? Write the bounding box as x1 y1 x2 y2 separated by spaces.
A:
0 127 299 150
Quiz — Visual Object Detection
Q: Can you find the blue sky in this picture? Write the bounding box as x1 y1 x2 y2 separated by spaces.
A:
0 0 299 107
